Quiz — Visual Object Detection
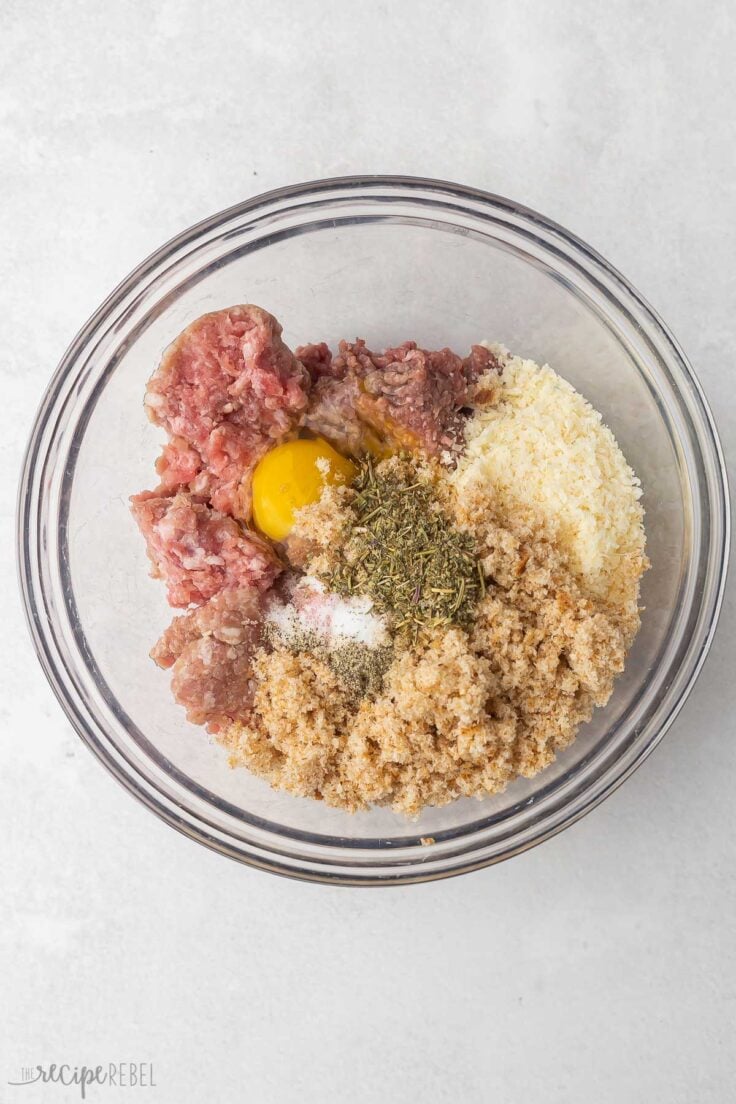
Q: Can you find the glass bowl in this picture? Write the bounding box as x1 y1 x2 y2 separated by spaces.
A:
18 176 729 885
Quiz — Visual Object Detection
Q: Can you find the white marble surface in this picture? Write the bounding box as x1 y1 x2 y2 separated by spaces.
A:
2 2 735 1101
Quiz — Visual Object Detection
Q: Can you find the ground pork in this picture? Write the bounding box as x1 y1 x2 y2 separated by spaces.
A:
300 374 371 456
295 341 336 381
300 338 500 457
152 588 265 731
154 435 203 489
131 489 281 607
144 305 311 517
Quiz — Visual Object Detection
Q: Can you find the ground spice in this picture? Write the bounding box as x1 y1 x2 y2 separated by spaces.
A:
326 640 394 699
263 620 392 702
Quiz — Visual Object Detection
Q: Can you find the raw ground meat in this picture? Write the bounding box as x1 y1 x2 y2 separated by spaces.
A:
145 305 311 517
358 340 498 454
151 588 265 731
131 490 281 607
295 341 335 381
155 435 203 489
463 343 499 382
300 339 500 457
133 309 503 740
300 374 368 456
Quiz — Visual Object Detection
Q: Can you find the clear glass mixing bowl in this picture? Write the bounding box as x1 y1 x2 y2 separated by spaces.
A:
18 177 730 884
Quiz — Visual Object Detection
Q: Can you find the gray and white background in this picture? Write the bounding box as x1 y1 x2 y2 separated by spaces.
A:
2 2 735 1101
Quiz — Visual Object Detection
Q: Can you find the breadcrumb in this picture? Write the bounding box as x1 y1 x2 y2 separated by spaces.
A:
221 476 631 816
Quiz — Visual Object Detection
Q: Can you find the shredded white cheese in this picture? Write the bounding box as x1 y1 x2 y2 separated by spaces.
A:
452 346 646 616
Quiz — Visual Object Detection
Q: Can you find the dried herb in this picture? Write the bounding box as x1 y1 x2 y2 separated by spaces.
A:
324 458 483 637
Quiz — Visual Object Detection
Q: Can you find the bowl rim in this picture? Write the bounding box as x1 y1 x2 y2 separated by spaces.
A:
17 174 731 885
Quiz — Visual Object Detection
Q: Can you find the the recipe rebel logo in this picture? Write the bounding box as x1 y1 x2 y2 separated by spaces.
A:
7 1063 156 1098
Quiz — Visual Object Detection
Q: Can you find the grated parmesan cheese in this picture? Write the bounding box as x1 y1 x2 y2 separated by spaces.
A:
452 346 647 618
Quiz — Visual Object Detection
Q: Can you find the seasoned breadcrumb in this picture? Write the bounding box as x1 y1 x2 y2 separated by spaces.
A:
220 646 362 809
286 482 352 574
220 467 634 817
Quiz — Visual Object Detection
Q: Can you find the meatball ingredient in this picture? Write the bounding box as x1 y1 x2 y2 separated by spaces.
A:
223 498 628 815
295 342 335 381
300 373 375 457
264 576 393 701
151 587 265 731
301 339 500 458
266 575 389 649
251 437 357 541
144 305 311 517
131 489 281 607
154 435 203 489
452 347 647 622
355 340 497 455
307 457 484 638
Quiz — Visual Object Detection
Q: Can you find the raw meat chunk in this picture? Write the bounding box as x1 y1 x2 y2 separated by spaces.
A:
356 340 498 455
301 339 501 457
463 343 500 383
295 341 335 381
155 436 203 490
300 374 368 456
131 490 281 607
152 588 265 731
145 305 311 516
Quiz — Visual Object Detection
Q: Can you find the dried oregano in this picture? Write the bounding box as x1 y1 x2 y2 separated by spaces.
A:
322 457 484 638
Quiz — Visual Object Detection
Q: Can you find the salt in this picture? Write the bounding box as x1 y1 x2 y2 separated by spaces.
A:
265 575 389 649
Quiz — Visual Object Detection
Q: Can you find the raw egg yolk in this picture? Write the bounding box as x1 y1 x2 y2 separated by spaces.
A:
252 437 357 541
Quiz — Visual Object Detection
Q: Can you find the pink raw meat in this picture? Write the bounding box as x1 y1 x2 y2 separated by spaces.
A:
131 490 281 608
295 341 337 381
144 305 311 517
154 436 203 490
355 340 499 454
152 588 265 731
302 338 501 457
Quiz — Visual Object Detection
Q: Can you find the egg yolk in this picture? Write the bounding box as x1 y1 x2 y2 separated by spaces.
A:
252 437 357 541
